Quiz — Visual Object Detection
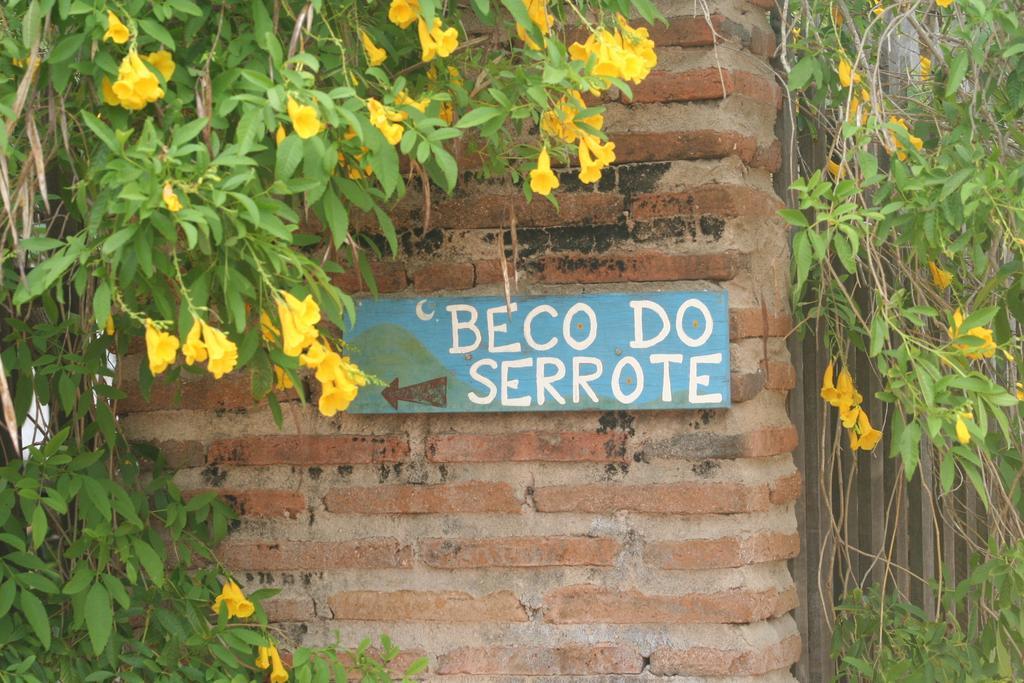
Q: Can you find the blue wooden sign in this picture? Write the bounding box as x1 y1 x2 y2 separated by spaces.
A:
345 291 730 413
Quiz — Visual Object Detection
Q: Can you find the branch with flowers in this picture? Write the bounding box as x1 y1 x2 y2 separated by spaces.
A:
0 0 663 679
782 0 1024 676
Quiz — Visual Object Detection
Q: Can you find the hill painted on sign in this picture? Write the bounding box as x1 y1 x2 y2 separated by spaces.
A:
347 322 478 412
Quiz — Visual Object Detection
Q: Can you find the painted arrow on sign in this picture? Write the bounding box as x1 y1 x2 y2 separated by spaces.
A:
382 376 448 410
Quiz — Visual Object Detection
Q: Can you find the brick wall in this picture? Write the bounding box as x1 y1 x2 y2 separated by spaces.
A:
121 0 802 679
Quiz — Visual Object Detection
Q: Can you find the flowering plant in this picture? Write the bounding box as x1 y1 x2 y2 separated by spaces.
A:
783 0 1024 677
0 0 661 679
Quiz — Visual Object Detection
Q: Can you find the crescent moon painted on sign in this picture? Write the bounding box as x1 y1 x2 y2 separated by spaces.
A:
415 299 435 321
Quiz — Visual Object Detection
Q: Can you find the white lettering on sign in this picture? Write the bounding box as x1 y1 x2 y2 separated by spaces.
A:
441 296 726 409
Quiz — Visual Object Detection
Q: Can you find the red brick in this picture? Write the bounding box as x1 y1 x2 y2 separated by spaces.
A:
473 258 507 285
625 69 780 109
207 435 409 467
263 596 315 623
536 252 742 284
644 532 801 569
730 308 793 340
533 481 772 514
730 371 765 403
431 192 624 229
134 439 204 469
328 590 528 622
630 185 784 222
641 15 775 57
544 584 798 624
437 645 642 675
649 634 802 676
323 482 522 514
118 370 292 414
191 489 306 519
744 425 799 458
426 432 628 463
332 261 408 294
413 262 475 292
753 139 783 172
217 539 411 570
612 130 758 166
419 537 620 568
627 68 734 104
763 361 798 391
770 471 803 505
358 191 624 231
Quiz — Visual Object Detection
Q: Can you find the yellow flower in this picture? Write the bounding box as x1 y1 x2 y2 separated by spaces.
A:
395 90 430 113
260 311 279 342
212 580 255 619
948 308 997 359
273 366 294 391
162 182 183 212
361 31 388 66
299 339 329 369
275 124 287 145
277 291 320 357
849 408 883 451
256 646 272 670
569 20 656 89
269 645 289 683
417 18 459 61
887 117 924 160
872 4 885 15
101 77 120 106
955 414 971 444
287 96 321 139
367 98 406 145
182 321 208 365
838 58 861 88
1016 382 1023 401
516 0 553 49
936 0 953 7
928 261 952 290
112 50 164 110
202 323 238 379
529 146 559 196
388 0 419 29
104 315 116 336
145 50 175 81
826 159 844 179
145 320 179 376
104 11 130 44
577 134 614 184
316 347 366 417
920 55 932 81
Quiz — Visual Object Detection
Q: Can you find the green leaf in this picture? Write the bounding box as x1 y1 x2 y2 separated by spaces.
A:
102 227 138 255
80 112 119 153
22 1 41 49
456 107 504 129
93 281 111 329
85 583 113 656
47 33 86 64
172 117 210 148
321 188 349 248
945 51 969 98
0 579 16 619
788 55 818 90
275 134 303 181
131 538 165 587
19 589 50 650
138 18 176 50
30 505 47 549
